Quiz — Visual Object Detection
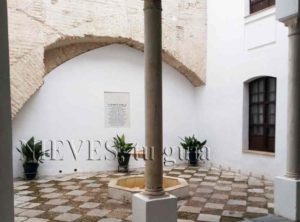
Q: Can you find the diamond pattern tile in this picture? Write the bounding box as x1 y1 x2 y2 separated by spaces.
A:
13 165 274 221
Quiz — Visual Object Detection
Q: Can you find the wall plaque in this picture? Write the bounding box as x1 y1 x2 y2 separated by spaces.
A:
104 92 130 128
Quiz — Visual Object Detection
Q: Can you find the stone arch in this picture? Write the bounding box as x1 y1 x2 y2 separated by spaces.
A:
9 0 206 118
44 36 204 86
11 35 205 119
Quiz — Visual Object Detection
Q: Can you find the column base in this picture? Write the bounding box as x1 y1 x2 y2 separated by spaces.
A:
275 176 300 220
132 193 177 222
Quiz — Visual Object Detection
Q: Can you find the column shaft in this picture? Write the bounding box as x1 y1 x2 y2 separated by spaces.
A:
286 21 300 178
0 0 14 221
144 0 164 196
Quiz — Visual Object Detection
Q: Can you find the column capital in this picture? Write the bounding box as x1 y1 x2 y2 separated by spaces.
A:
144 0 162 11
285 17 300 28
288 18 300 37
276 0 299 27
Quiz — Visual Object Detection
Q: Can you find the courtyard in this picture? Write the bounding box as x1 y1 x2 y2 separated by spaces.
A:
1 0 300 221
14 165 274 222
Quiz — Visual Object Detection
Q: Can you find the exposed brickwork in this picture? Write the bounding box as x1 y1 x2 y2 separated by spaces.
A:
7 0 207 117
45 41 106 74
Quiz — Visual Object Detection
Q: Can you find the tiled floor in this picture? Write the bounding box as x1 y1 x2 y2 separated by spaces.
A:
14 165 274 222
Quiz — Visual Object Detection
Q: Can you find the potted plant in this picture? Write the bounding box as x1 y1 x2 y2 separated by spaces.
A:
17 137 49 180
180 135 206 166
112 134 136 172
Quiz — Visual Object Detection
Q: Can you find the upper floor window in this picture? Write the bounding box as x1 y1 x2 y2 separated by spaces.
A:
249 77 276 153
250 0 275 14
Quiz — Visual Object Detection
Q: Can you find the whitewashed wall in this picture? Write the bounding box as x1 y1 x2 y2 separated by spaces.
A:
13 1 290 179
12 45 197 177
196 0 289 178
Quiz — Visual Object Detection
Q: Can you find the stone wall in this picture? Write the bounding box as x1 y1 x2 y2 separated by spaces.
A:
7 0 207 117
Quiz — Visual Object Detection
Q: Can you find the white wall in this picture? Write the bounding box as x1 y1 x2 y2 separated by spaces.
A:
13 1 291 179
197 0 289 178
12 45 197 177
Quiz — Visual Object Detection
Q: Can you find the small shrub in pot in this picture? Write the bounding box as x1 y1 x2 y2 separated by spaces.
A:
180 135 206 166
17 137 49 180
112 134 136 172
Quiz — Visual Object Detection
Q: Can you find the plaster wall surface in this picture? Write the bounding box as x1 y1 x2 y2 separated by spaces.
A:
12 0 291 178
195 0 289 178
12 45 197 177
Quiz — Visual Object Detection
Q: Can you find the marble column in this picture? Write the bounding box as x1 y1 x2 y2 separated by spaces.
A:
132 1 177 221
286 20 300 179
0 0 15 221
144 0 164 196
275 14 300 220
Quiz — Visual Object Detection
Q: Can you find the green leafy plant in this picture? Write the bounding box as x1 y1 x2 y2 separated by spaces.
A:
112 134 136 154
17 137 49 164
180 135 207 152
112 134 136 172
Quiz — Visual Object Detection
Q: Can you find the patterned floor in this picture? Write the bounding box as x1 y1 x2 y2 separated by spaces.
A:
14 165 274 222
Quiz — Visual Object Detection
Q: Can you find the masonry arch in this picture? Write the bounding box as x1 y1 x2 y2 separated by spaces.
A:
12 44 198 177
44 36 202 85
